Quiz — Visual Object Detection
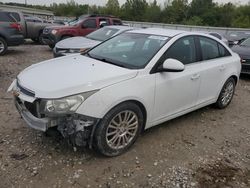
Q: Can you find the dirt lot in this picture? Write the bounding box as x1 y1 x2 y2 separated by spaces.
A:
0 43 250 188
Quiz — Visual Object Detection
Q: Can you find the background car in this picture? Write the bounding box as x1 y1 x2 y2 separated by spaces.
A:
42 14 123 49
0 11 24 55
53 25 134 57
208 32 229 46
231 37 250 74
225 31 250 46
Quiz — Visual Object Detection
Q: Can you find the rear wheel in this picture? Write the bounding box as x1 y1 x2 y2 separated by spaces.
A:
215 77 236 109
94 102 144 157
0 37 7 55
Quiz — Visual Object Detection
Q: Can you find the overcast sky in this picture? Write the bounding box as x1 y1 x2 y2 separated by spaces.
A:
1 0 249 6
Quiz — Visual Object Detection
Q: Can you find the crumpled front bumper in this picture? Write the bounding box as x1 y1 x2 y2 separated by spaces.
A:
15 98 49 132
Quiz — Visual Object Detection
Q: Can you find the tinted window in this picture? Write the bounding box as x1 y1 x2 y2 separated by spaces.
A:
164 36 197 65
199 37 219 60
0 12 14 22
8 12 21 22
218 43 231 57
112 19 122 25
82 19 97 28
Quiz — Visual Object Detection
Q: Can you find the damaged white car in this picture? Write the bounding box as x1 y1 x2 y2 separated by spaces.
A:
8 28 241 156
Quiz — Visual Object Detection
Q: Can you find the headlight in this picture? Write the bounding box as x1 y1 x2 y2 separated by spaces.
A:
43 91 98 115
51 29 58 35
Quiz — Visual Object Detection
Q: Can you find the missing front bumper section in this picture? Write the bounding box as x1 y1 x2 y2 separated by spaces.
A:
15 97 100 148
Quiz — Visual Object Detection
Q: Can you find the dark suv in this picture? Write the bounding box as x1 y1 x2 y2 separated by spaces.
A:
41 14 122 48
0 11 24 55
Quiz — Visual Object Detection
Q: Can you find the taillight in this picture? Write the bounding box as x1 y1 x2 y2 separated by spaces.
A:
10 23 21 31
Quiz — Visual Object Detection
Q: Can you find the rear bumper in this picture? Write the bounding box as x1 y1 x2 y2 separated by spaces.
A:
241 63 250 75
7 35 25 46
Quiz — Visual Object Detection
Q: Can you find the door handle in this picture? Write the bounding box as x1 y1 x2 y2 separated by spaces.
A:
219 65 226 71
191 74 200 80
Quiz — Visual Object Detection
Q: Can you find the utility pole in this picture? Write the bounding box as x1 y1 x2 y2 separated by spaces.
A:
25 0 27 6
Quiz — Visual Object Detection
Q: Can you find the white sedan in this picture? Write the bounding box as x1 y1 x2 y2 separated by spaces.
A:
8 28 241 156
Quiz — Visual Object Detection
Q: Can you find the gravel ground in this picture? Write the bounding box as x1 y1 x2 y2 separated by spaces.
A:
0 43 250 188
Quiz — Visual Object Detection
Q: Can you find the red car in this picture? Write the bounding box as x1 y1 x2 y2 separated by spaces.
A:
42 14 122 48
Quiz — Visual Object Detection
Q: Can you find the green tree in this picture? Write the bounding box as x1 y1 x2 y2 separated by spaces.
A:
105 0 120 16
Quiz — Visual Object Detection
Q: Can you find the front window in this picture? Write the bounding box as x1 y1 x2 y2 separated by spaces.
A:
86 33 168 69
86 27 119 41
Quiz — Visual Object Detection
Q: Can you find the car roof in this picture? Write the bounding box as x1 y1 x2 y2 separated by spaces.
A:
128 28 187 37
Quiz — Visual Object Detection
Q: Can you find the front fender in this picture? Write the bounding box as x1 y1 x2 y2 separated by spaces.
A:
76 73 156 127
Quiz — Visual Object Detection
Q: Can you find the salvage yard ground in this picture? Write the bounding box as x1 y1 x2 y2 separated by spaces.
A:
0 42 250 188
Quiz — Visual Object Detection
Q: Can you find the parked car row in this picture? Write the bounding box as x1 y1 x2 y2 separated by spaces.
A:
41 14 123 48
8 26 242 156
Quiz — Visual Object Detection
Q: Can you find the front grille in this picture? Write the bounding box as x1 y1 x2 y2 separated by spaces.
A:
43 28 50 34
16 97 41 118
17 81 35 97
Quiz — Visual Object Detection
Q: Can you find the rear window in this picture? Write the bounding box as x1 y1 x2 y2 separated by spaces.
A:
8 12 21 22
0 12 15 22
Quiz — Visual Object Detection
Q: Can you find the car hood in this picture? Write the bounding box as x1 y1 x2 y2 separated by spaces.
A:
56 36 101 49
231 45 250 57
17 55 138 99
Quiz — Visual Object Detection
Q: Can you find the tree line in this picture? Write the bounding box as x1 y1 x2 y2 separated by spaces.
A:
2 0 250 28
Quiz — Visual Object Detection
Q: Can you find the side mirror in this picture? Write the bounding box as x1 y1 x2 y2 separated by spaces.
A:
159 58 185 72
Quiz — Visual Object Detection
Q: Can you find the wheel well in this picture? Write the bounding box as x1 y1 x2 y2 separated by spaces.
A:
230 75 238 85
0 34 6 40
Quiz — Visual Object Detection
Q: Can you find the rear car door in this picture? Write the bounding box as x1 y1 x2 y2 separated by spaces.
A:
196 36 232 105
79 19 97 36
152 36 202 122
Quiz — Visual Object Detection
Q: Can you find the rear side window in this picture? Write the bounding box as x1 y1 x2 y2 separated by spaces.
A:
218 43 231 57
0 12 15 22
164 36 197 65
112 19 122 25
82 19 97 28
199 37 219 60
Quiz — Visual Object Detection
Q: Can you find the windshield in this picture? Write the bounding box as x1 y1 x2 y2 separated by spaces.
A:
87 33 168 69
68 18 81 26
86 27 119 41
240 38 250 46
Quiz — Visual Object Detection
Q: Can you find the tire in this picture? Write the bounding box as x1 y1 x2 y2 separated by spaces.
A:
215 77 236 109
0 37 8 56
94 102 144 157
49 44 55 49
31 38 38 43
38 33 44 44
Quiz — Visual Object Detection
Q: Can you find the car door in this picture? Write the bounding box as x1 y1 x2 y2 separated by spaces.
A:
80 19 97 36
196 36 232 105
152 36 202 122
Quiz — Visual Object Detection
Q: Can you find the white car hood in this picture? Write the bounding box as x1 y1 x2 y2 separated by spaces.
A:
17 55 138 99
56 37 101 49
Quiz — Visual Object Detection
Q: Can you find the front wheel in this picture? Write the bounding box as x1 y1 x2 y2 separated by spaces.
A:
0 37 8 55
94 102 144 157
215 77 236 109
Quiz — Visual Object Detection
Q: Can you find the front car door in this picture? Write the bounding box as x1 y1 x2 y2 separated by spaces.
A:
152 36 202 124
